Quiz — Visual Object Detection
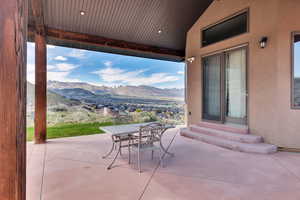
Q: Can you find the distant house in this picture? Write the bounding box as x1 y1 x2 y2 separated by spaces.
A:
96 104 105 109
103 107 119 117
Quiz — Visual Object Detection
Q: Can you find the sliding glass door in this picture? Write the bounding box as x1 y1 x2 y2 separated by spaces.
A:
202 54 222 121
202 47 247 124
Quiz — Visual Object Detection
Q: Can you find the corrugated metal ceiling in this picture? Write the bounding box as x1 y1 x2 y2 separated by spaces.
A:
29 0 212 57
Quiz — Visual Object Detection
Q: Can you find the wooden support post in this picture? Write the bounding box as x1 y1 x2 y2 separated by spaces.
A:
34 33 47 144
0 0 27 199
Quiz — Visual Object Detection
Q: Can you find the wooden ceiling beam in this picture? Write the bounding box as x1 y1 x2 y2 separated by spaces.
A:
28 26 184 61
30 0 45 35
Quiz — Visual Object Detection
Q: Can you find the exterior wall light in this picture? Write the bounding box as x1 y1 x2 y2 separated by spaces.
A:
259 37 268 48
187 57 195 63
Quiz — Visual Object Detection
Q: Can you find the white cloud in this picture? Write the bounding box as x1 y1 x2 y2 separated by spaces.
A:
54 56 67 61
54 63 78 71
68 49 86 59
104 61 113 67
47 63 79 81
177 70 184 75
27 62 79 84
92 67 179 86
47 71 81 82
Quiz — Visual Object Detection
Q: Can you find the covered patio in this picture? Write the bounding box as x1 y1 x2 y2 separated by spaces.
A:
2 0 300 199
27 127 300 200
1 0 209 198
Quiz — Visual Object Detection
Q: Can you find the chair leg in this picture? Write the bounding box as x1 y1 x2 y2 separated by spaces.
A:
107 141 121 170
138 149 141 173
102 142 115 159
128 139 131 164
151 150 154 160
120 140 122 156
160 148 164 168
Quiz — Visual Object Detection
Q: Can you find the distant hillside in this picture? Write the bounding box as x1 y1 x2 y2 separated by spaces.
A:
112 85 184 98
48 81 112 94
52 88 96 99
27 82 80 110
47 80 184 99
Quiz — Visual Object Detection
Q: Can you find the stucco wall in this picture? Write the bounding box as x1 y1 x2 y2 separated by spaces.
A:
186 0 300 148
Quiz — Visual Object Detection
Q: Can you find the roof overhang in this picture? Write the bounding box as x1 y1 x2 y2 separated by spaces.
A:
28 0 213 62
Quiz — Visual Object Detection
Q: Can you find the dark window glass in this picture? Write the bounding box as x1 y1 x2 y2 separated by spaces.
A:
203 54 221 121
202 12 248 47
293 33 300 108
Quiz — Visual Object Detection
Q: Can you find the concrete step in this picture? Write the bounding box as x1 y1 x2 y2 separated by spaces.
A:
190 125 263 144
180 128 277 154
198 121 249 134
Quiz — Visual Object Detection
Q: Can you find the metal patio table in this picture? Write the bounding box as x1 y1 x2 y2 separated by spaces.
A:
100 122 175 170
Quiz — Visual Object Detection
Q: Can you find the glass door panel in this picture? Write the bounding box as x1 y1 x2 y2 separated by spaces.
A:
203 54 222 121
225 48 247 123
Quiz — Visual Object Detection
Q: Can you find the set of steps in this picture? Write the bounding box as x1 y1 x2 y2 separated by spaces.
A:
180 121 277 154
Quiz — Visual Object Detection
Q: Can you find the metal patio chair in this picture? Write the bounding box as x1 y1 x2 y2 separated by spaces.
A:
130 122 165 173
103 133 133 170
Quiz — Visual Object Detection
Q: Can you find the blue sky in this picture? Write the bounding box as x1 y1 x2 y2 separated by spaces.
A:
27 42 185 88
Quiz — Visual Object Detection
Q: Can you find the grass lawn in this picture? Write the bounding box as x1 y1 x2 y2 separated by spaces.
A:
26 122 118 141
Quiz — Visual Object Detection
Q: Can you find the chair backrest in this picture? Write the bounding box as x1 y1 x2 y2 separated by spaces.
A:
139 122 165 144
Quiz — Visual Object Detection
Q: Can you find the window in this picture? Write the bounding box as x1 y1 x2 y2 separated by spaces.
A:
202 11 248 47
292 32 300 108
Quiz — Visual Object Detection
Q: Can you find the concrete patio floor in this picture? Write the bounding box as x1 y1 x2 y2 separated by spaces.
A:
27 127 300 200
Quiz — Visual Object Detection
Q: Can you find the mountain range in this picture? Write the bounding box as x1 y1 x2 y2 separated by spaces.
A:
27 81 184 110
27 82 80 110
47 80 184 99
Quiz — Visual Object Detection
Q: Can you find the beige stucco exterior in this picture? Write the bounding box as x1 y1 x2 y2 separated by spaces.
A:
186 0 300 148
